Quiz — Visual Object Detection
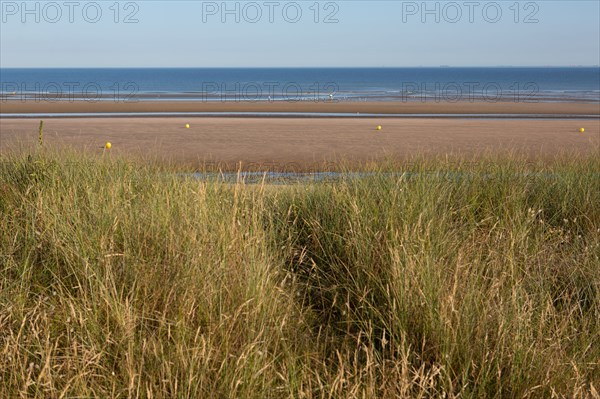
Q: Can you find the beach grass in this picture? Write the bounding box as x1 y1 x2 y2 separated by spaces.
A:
0 149 599 398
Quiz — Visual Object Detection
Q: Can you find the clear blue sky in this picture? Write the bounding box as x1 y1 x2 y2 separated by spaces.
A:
1 1 599 67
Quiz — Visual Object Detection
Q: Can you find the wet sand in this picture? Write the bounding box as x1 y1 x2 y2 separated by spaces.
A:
1 116 598 170
1 100 599 116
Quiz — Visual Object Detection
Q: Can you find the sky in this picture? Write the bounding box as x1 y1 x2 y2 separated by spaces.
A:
1 0 599 67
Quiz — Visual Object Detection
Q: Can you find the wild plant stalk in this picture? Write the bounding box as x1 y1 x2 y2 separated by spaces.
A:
37 120 44 147
0 149 598 398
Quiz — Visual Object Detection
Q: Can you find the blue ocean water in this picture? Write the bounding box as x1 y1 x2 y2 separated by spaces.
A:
1 67 599 102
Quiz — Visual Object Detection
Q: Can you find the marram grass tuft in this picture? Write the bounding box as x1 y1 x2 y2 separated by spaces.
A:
1 149 599 398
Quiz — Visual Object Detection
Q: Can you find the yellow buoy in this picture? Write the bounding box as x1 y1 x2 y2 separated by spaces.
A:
185 124 190 129
105 142 112 149
376 125 382 131
579 127 585 133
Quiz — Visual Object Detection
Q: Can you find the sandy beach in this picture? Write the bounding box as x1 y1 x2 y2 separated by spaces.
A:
1 103 598 170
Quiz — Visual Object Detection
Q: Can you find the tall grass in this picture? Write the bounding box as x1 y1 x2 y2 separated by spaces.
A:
1 149 599 398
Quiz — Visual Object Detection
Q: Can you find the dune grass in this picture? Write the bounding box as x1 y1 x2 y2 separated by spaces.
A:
0 149 599 398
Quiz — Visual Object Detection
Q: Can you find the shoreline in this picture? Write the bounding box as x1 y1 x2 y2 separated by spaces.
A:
1 100 599 116
3 96 599 104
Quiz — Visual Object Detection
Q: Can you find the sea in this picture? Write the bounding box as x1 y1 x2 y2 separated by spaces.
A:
1 67 599 103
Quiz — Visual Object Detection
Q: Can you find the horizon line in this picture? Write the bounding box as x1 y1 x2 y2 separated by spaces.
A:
2 65 599 69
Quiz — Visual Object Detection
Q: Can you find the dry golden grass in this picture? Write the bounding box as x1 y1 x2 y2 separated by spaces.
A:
1 149 599 398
